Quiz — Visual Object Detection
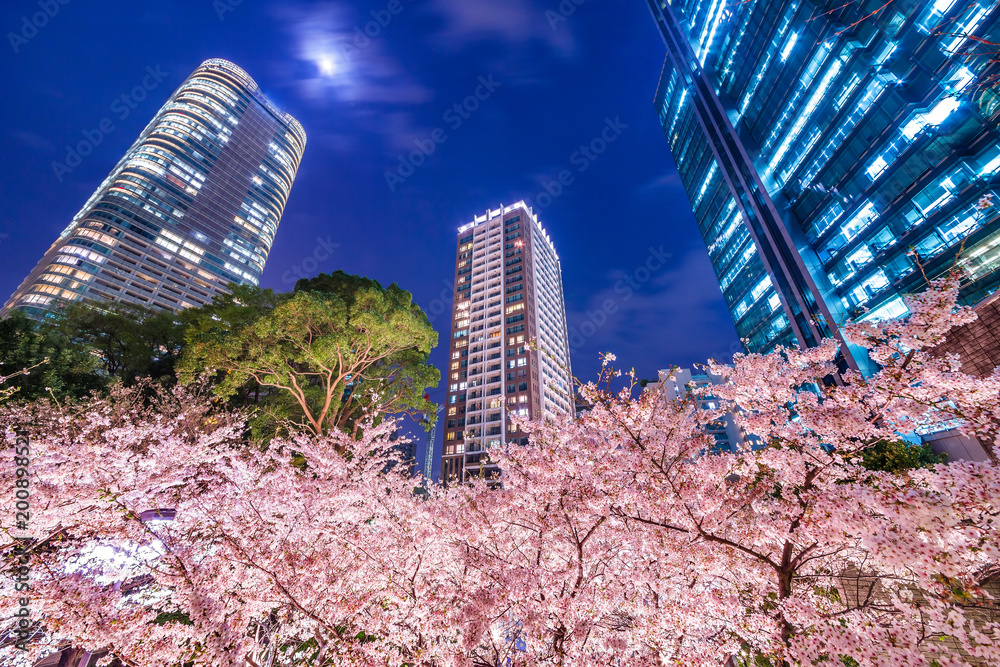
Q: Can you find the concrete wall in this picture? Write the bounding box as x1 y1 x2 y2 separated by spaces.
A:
922 428 992 463
934 291 1000 378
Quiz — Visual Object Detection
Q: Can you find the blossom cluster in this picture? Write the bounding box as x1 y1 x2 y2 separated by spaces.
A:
1 277 998 666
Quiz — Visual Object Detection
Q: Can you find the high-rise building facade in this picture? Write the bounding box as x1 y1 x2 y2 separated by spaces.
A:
646 0 1000 372
3 58 306 319
439 202 574 483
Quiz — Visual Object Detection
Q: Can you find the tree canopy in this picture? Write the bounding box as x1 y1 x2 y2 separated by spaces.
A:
44 301 188 386
0 300 189 403
179 272 439 442
0 310 103 401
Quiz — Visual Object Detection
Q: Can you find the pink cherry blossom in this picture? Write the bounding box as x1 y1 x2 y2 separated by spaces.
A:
1 276 997 666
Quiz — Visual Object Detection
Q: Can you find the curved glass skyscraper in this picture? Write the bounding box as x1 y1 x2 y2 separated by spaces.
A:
2 58 306 318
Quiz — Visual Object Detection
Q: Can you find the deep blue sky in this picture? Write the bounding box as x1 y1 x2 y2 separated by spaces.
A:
0 0 741 470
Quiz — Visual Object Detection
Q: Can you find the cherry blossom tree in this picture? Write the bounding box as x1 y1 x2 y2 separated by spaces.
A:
471 275 1000 665
2 276 999 666
0 385 468 666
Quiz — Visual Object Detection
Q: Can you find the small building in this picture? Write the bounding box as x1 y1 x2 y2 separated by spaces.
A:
644 368 748 453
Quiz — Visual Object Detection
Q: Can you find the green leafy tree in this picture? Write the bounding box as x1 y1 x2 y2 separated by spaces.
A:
0 310 104 401
42 301 188 386
180 272 439 444
856 438 946 473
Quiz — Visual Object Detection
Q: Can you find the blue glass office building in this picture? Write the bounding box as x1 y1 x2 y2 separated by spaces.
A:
646 0 1000 371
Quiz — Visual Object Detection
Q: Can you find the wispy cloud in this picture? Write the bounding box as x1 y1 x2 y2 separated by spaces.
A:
276 2 430 105
10 129 55 152
566 249 740 372
425 0 576 56
636 171 685 195
272 2 433 153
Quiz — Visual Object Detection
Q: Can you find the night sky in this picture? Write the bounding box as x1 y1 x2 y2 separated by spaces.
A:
0 0 742 472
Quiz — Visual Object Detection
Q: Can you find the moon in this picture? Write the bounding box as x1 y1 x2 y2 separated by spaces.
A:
318 56 337 76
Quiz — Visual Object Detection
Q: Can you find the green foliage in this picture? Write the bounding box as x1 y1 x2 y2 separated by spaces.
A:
175 285 287 410
152 610 194 626
1 269 440 445
0 310 104 401
293 270 388 300
813 585 842 604
44 301 187 386
857 439 946 474
733 650 780 667
180 272 439 440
